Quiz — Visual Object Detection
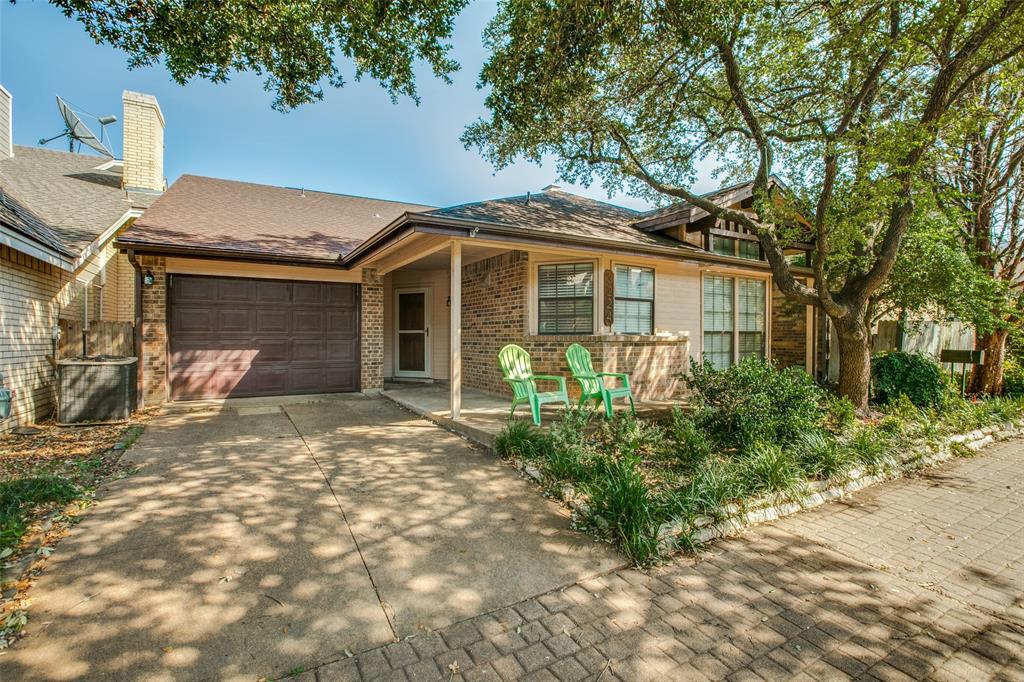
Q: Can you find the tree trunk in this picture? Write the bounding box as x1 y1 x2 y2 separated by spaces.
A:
835 319 872 412
969 329 1008 395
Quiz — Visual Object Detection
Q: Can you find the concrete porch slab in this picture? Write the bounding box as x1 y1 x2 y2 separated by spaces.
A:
383 382 682 449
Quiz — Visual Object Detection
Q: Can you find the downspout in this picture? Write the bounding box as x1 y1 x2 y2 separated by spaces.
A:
127 249 144 409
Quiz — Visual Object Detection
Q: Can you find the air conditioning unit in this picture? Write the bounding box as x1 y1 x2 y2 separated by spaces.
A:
57 356 137 424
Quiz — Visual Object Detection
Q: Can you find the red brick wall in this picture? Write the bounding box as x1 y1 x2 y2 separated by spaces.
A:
360 268 384 392
461 251 690 401
462 251 530 395
138 255 167 405
770 280 809 371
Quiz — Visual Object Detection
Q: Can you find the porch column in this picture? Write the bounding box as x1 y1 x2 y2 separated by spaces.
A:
450 240 462 419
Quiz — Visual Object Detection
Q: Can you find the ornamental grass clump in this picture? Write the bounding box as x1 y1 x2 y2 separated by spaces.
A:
580 452 662 566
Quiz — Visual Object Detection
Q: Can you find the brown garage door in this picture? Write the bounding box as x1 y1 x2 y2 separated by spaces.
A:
168 275 360 400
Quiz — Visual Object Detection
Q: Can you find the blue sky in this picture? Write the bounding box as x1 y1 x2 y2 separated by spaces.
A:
1 2 718 210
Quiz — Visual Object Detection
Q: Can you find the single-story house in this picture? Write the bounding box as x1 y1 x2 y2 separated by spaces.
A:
0 87 165 431
116 170 824 417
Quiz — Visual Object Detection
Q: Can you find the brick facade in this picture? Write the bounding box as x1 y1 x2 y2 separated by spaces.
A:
360 268 384 393
461 251 690 401
138 255 167 405
770 280 809 370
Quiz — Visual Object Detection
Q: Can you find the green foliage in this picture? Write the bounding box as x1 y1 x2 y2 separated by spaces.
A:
823 394 858 434
793 431 856 480
734 442 805 498
494 420 551 461
1003 357 1024 396
685 357 826 449
48 0 467 109
1 476 79 551
581 454 661 565
667 408 715 470
871 351 946 408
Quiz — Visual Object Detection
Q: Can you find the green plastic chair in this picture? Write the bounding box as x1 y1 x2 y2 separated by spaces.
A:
565 343 636 419
498 344 569 425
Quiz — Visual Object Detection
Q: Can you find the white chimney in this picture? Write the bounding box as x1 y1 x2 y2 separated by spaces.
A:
0 85 12 159
121 91 165 192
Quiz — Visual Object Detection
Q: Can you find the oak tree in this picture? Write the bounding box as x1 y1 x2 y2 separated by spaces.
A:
464 0 1024 409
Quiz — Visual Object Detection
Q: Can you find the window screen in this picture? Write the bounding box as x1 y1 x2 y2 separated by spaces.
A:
538 263 594 334
613 265 654 334
702 275 734 369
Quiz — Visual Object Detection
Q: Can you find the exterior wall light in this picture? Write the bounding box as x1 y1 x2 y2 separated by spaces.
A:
143 270 155 286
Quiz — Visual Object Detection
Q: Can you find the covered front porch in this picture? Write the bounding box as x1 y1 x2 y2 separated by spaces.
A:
382 381 680 448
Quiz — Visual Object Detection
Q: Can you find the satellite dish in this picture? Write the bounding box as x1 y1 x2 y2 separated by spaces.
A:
38 96 115 158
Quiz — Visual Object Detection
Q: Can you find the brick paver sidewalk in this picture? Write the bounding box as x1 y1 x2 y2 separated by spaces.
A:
309 441 1024 681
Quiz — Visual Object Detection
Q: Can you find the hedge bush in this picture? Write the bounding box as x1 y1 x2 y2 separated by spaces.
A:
685 357 826 449
871 351 946 408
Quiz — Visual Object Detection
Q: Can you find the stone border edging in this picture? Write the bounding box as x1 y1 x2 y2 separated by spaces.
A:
507 419 1022 554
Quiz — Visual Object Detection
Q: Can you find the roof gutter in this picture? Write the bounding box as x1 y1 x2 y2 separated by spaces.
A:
342 212 811 275
1 223 75 270
113 239 347 269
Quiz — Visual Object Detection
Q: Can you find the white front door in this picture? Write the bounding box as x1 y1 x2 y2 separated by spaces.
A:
394 288 431 377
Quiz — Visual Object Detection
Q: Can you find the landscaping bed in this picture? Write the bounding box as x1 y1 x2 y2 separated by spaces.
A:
495 357 1024 566
0 416 150 648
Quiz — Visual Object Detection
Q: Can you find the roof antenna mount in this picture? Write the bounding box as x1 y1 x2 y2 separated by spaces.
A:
38 96 115 157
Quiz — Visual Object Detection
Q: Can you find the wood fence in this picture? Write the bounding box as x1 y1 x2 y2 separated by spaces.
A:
58 319 135 358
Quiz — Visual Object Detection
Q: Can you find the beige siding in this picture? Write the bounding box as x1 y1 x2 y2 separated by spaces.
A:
1 239 138 431
0 245 62 430
383 269 451 381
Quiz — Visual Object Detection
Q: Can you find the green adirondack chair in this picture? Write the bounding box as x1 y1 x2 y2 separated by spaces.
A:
497 344 569 425
565 343 636 419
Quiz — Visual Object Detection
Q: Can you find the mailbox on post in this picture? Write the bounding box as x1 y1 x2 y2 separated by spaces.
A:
939 349 985 395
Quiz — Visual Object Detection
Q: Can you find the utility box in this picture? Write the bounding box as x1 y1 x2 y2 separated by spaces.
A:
57 356 137 424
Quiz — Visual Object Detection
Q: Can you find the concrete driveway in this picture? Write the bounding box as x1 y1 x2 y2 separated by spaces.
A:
3 396 622 681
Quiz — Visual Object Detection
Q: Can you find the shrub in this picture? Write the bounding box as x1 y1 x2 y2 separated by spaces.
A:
1003 357 1024 396
685 357 827 448
734 442 805 498
494 420 552 461
596 412 668 460
582 453 661 565
871 351 945 408
793 430 856 480
824 394 858 434
666 408 714 470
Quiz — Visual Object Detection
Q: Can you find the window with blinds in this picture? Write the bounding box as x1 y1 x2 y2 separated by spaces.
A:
703 274 766 368
537 263 594 334
612 265 654 335
702 275 734 369
738 278 766 360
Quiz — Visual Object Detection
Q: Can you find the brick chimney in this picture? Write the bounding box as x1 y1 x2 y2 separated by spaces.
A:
0 85 12 159
121 91 165 192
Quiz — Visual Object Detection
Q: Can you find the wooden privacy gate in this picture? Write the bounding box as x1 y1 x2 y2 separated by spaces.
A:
57 319 134 358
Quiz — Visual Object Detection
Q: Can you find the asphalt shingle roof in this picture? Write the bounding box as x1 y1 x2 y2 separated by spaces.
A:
120 175 436 262
0 146 157 254
0 186 73 257
425 189 697 251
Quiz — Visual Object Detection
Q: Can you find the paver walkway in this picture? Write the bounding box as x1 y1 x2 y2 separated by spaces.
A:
312 440 1024 681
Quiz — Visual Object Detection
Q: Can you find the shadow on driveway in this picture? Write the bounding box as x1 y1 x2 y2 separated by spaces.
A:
2 396 622 681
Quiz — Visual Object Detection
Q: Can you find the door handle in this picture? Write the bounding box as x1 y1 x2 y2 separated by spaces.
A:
426 327 430 337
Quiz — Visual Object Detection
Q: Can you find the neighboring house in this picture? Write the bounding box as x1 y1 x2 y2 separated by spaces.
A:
0 87 165 431
117 171 824 416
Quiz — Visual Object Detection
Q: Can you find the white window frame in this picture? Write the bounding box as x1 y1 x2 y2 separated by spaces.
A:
700 269 772 367
610 261 656 335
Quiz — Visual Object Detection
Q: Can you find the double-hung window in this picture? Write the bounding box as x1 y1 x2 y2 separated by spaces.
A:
612 265 654 335
703 274 767 368
537 263 594 334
